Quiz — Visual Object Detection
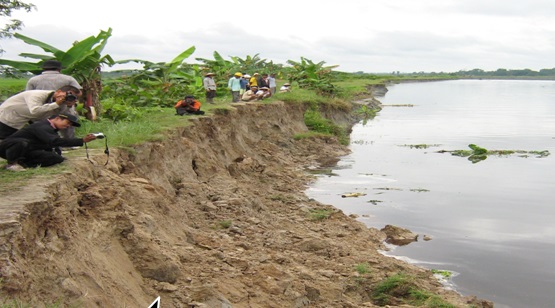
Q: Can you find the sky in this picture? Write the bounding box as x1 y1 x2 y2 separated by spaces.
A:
1 0 555 73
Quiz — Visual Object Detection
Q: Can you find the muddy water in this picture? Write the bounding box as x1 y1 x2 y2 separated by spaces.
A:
306 80 555 308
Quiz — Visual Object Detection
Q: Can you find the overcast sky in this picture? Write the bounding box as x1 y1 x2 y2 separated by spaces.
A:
1 0 554 73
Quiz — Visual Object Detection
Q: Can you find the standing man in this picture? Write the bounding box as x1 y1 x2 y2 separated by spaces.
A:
228 72 243 102
26 60 82 139
0 85 80 139
0 113 96 171
203 72 217 104
258 73 270 89
268 73 277 95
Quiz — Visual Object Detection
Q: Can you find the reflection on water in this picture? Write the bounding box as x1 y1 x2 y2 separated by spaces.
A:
306 80 555 308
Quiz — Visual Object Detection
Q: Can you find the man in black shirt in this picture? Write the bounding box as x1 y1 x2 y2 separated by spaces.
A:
0 113 96 171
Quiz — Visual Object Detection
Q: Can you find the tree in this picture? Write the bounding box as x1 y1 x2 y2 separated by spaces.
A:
286 57 339 95
112 46 199 107
0 0 36 52
0 28 115 119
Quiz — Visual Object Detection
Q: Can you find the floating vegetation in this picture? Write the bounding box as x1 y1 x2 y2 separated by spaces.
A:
438 144 550 164
341 192 367 198
374 187 403 191
368 200 383 205
382 104 415 107
359 172 388 177
410 188 430 193
399 144 442 149
431 269 452 278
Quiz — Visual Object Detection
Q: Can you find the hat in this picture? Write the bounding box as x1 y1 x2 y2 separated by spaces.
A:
284 83 291 86
259 87 269 90
205 72 215 76
234 72 242 77
42 60 62 70
58 113 81 127
253 73 259 76
243 74 251 78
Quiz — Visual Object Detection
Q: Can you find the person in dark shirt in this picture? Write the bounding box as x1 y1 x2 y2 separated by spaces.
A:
0 113 96 171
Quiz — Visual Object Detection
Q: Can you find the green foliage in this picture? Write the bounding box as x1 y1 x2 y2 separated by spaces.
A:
444 144 550 163
286 57 339 96
431 269 452 278
0 0 35 41
0 78 26 101
218 220 232 229
304 109 348 145
355 263 371 275
110 47 200 107
308 208 333 221
372 273 455 307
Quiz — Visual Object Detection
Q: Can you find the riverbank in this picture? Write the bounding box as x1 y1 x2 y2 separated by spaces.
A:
0 100 492 307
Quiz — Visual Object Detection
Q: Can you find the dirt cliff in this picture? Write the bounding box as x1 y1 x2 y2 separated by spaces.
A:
0 101 491 307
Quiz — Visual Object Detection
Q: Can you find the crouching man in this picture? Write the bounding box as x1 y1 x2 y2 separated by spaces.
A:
175 95 205 115
0 113 97 171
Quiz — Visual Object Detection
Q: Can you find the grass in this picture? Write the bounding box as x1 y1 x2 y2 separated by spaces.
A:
355 262 371 275
308 208 333 221
371 273 455 307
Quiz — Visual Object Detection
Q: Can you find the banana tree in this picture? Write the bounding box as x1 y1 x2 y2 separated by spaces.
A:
195 51 237 95
230 53 267 73
113 46 200 106
0 28 115 120
286 57 339 95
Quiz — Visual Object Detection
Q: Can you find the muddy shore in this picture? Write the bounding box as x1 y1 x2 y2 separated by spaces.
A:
0 99 492 307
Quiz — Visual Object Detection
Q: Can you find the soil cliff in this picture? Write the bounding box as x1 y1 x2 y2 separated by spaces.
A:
0 101 491 307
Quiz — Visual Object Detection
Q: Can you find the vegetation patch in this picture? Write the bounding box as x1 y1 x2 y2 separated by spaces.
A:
308 208 334 221
400 144 442 149
372 273 455 307
438 144 550 163
410 188 430 193
355 262 372 275
431 269 452 279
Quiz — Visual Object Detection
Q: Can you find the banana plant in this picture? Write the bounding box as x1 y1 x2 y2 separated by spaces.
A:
195 51 237 94
0 28 115 119
286 57 339 95
113 46 200 106
230 53 267 73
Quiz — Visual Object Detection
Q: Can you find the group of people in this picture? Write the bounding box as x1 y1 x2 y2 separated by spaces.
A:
0 60 98 171
202 72 293 104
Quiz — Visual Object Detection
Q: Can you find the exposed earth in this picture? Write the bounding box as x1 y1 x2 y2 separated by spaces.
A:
0 96 493 307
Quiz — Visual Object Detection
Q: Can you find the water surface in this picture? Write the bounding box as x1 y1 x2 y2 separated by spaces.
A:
307 80 555 308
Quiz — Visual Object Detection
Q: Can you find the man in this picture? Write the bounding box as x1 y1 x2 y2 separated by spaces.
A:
228 72 242 102
258 73 270 89
280 83 292 93
0 85 80 139
174 95 205 115
26 60 82 139
249 73 259 88
0 113 97 171
268 73 277 95
203 72 217 104
257 87 272 100
241 86 259 101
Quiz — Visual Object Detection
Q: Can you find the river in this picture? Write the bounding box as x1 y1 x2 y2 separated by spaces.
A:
306 80 555 308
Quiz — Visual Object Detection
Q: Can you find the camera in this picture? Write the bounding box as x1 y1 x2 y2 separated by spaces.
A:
92 132 105 139
65 92 77 102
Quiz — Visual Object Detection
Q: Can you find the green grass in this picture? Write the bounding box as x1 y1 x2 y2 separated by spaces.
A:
355 262 371 275
371 272 456 307
308 208 333 221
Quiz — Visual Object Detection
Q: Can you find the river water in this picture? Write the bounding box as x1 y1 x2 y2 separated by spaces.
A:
306 80 555 308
